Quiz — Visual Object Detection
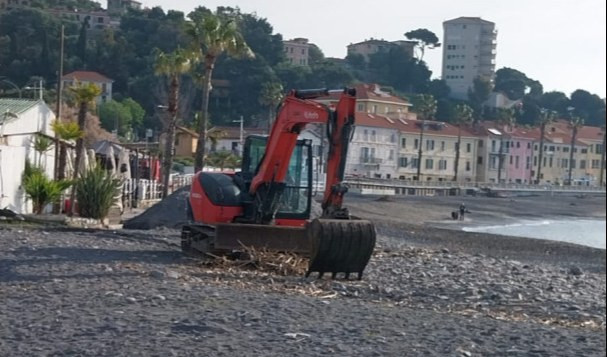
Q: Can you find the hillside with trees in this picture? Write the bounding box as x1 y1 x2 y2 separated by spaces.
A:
0 2 604 141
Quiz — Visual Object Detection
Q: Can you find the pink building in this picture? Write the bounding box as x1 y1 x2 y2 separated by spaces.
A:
505 127 538 184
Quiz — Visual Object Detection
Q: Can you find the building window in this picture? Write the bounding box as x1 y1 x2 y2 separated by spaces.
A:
571 159 576 169
414 139 419 150
465 161 471 171
411 158 419 168
466 143 471 153
549 157 553 168
492 140 497 152
425 159 433 170
363 129 369 141
389 150 394 161
526 156 530 169
478 140 484 148
563 147 569 153
543 157 547 167
477 156 483 165
527 142 531 149
580 160 586 169
533 156 537 166
371 130 376 142
581 148 588 154
399 157 408 167
438 159 447 170
510 156 514 165
516 142 520 148
401 137 406 149
515 156 519 169
390 134 396 143
426 140 434 151
360 147 369 162
372 105 378 114
591 159 600 169
562 158 568 168
440 141 445 151
357 104 364 112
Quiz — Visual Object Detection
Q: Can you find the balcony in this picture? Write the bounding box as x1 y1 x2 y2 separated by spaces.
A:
360 157 383 165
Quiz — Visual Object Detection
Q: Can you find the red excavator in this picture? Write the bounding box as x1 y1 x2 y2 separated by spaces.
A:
182 88 376 279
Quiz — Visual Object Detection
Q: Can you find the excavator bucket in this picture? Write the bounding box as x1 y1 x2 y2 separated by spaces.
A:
305 219 376 280
181 219 376 279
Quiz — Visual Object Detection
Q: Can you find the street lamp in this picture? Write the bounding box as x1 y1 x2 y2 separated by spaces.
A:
0 78 22 98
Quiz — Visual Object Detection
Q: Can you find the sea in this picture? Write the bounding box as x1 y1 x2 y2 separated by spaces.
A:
463 219 606 249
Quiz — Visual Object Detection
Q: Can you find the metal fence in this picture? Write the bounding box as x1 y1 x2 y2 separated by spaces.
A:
121 174 194 209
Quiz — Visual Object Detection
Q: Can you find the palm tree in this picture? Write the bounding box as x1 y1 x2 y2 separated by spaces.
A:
206 127 228 153
452 104 474 182
495 107 516 183
258 82 284 131
535 108 556 184
67 82 101 179
206 150 241 171
186 9 254 172
51 120 83 180
411 94 437 180
567 114 585 185
154 48 192 198
32 134 54 168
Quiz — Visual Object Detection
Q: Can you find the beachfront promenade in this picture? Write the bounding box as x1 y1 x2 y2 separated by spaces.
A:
344 177 606 196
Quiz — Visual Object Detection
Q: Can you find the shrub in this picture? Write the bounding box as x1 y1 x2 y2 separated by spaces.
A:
75 166 121 220
23 171 71 214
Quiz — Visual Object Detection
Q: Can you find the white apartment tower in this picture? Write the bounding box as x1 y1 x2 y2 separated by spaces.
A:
442 17 497 100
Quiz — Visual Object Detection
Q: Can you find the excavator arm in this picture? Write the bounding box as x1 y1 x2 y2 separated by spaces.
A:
247 88 357 223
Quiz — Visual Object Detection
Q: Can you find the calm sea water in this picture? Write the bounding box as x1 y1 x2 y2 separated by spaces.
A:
463 219 606 249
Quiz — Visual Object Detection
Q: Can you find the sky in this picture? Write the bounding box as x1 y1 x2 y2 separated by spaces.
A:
144 0 606 98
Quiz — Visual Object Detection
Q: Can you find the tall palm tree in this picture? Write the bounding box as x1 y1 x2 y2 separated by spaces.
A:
258 82 284 131
567 114 584 185
186 9 254 172
495 107 516 183
66 81 101 216
51 120 83 180
154 48 192 198
535 108 556 184
452 104 474 182
68 82 101 179
411 94 437 181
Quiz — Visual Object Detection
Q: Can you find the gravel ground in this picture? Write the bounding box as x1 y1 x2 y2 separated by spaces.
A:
1 223 605 356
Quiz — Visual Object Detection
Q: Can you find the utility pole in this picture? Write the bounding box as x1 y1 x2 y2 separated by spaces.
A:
54 25 65 182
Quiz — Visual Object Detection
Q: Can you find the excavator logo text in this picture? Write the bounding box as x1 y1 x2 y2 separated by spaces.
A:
304 111 320 120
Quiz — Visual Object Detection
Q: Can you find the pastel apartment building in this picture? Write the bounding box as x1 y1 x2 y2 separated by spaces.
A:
62 71 113 104
347 38 416 63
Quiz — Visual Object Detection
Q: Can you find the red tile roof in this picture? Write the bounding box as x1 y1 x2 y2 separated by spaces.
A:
317 83 410 106
354 113 476 138
62 71 113 83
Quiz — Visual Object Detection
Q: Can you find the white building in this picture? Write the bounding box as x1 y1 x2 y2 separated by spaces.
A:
0 99 57 213
442 17 497 100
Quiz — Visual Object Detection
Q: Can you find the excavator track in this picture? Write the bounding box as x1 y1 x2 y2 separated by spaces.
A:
181 219 376 279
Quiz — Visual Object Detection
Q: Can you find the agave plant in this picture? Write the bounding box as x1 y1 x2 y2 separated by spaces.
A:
75 166 121 220
22 169 71 214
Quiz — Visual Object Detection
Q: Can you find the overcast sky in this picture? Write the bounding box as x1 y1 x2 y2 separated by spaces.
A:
145 0 605 98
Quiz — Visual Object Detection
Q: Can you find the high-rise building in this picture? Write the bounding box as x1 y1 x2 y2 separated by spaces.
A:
442 17 497 100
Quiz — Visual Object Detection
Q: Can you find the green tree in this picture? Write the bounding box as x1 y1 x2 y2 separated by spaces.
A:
495 108 516 183
539 91 570 116
467 76 493 119
307 44 324 66
23 170 71 214
98 100 132 136
122 98 145 132
534 108 557 184
187 8 254 173
404 28 440 61
154 48 192 198
569 89 606 127
258 81 284 131
494 67 543 101
206 150 241 170
452 104 474 181
410 94 437 180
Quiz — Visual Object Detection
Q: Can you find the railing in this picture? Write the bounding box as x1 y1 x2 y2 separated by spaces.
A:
121 174 194 209
359 157 383 164
344 176 607 193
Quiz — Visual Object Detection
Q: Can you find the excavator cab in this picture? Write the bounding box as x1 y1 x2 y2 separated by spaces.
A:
240 135 312 222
